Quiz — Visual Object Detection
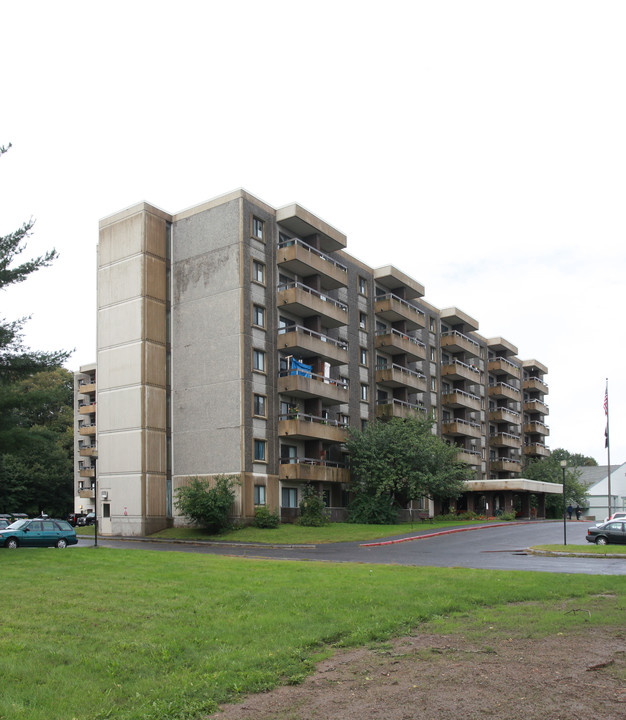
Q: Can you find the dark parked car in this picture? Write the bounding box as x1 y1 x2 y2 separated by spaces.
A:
77 512 96 526
586 520 626 546
67 512 86 527
0 518 78 549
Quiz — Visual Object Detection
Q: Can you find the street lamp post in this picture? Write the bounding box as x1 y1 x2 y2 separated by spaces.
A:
93 454 98 548
560 460 567 546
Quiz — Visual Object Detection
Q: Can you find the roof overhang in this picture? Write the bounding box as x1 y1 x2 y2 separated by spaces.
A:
276 203 347 252
464 479 563 495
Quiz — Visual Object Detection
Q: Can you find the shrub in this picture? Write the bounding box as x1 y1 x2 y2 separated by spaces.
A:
298 484 329 527
253 505 280 528
174 474 238 533
347 493 399 524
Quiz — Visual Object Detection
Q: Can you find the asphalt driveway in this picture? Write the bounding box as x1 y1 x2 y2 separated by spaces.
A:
85 521 626 575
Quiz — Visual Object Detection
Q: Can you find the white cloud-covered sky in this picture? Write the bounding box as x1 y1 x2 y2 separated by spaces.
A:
2 1 624 467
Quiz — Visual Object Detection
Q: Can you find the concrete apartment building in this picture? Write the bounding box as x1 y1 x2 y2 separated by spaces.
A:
75 189 550 535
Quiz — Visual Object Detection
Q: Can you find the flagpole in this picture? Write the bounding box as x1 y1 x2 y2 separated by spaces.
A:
605 379 612 517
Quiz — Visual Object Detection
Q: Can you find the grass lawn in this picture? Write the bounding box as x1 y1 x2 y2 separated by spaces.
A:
1 548 624 720
148 519 492 544
533 543 626 555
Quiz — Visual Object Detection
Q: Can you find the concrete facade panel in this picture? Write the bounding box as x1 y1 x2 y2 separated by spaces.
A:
146 474 167 516
98 300 143 348
174 424 242 477
99 213 144 267
145 298 167 344
146 386 167 431
145 342 167 387
99 255 143 307
98 431 143 474
98 344 143 388
146 430 167 472
145 255 167 302
98 386 142 431
172 199 241 263
145 212 168 259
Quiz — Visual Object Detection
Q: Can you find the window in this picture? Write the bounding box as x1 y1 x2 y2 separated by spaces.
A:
361 418 368 431
103 503 111 518
359 312 367 330
282 487 298 508
430 347 437 362
253 304 265 328
360 383 368 401
253 394 267 417
252 216 264 241
252 260 266 284
430 377 437 392
429 317 436 333
254 439 267 462
254 485 266 505
358 276 367 296
359 347 368 366
253 349 266 372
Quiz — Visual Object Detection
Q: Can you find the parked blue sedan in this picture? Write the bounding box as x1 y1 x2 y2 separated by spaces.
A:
0 519 78 549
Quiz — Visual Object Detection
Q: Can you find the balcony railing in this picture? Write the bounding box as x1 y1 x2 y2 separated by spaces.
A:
375 398 426 419
489 432 522 447
488 356 521 378
278 324 347 351
278 412 348 430
278 281 348 313
278 457 350 484
441 358 481 381
374 293 426 329
442 388 481 410
277 237 348 289
440 330 480 351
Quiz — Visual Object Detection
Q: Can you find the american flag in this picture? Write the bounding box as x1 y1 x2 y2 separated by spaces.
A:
604 387 608 416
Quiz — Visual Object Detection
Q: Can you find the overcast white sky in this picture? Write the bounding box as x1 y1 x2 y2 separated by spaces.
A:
2 1 624 468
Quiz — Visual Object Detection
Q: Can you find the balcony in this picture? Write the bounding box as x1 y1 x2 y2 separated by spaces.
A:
375 364 427 392
440 330 481 356
279 458 350 484
79 446 98 457
278 414 349 443
79 403 96 415
442 389 481 411
278 370 348 405
442 418 482 439
277 282 348 329
523 443 550 458
489 432 521 448
488 356 521 380
78 382 96 394
375 329 426 362
277 238 348 290
79 468 95 478
489 407 521 425
488 382 520 401
278 325 348 366
374 293 425 330
490 457 522 473
79 424 96 436
376 398 426 420
456 449 482 466
79 489 95 499
524 421 550 436
441 359 481 383
524 399 549 415
523 377 548 394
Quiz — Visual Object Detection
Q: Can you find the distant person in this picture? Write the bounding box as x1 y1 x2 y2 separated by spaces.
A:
575 505 582 521
567 504 573 520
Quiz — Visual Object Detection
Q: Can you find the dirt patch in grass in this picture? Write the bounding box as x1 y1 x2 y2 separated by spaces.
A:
208 626 625 720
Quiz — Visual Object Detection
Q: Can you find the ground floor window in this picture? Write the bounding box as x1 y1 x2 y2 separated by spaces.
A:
103 503 110 518
254 485 266 505
282 487 298 508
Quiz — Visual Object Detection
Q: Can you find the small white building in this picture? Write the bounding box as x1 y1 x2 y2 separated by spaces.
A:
582 462 626 521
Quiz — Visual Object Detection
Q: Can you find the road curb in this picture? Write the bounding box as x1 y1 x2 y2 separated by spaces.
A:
360 521 529 547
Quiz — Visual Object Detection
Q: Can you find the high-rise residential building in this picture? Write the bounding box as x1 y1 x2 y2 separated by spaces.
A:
82 189 550 535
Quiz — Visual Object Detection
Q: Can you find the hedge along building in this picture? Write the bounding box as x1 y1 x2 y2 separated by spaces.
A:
91 189 551 536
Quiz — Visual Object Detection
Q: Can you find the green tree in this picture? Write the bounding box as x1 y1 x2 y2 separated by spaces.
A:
1 143 69 384
346 415 471 523
0 368 74 515
524 449 589 518
174 475 238 532
550 448 598 467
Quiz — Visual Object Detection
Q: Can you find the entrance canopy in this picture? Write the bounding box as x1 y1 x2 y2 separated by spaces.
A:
455 478 562 520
